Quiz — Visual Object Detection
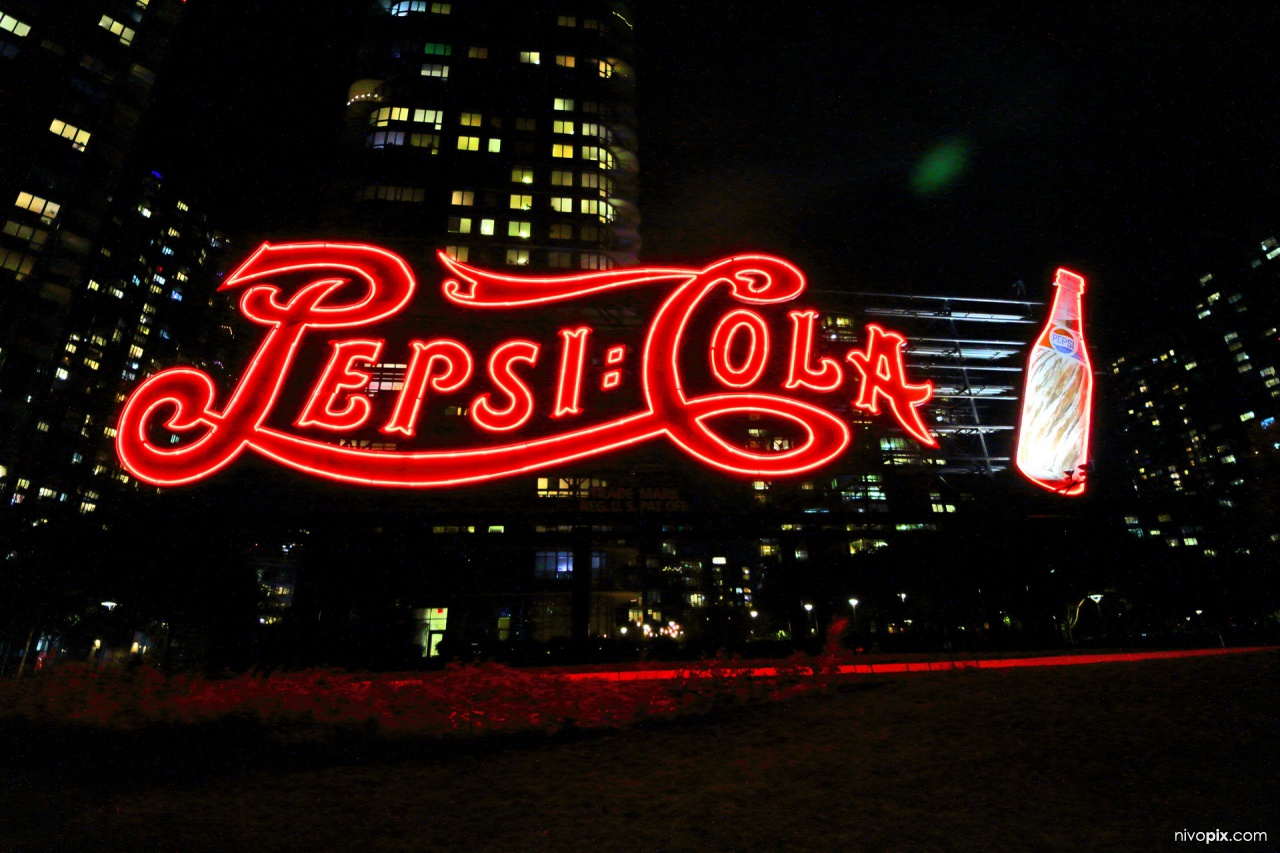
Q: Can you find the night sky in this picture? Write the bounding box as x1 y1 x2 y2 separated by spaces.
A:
149 2 1280 357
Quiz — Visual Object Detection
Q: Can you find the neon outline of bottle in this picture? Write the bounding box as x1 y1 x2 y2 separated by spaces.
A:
1015 268 1093 496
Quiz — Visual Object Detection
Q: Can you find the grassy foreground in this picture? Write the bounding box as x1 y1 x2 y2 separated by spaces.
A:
1 651 1277 852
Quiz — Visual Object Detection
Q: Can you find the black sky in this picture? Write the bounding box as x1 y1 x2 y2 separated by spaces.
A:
149 2 1280 356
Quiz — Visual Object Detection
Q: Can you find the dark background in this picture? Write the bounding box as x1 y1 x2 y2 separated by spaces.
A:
145 2 1280 358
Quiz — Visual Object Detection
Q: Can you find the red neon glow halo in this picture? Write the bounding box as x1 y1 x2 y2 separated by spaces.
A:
116 243 938 488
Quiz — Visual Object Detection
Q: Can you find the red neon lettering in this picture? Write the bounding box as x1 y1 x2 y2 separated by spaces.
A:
382 339 472 437
846 324 937 447
471 340 540 432
602 344 625 390
115 242 417 486
296 339 384 431
553 327 591 418
785 310 843 391
116 244 936 488
709 309 769 388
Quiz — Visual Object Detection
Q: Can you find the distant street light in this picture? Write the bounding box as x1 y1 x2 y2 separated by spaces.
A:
101 601 118 611
848 598 859 632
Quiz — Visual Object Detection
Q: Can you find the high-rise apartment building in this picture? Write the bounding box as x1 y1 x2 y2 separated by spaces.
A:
0 1 221 520
1110 234 1280 561
331 0 639 274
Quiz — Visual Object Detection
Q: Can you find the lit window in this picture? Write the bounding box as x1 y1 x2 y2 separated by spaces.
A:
479 219 494 235
551 170 573 187
580 198 614 222
370 106 411 126
580 253 612 270
553 120 575 135
0 13 32 37
598 59 614 78
412 108 443 127
487 138 501 153
467 46 488 58
444 245 469 261
549 250 572 268
552 144 574 158
421 63 449 78
451 190 474 206
556 55 575 67
534 550 573 578
550 196 572 212
14 192 59 221
447 217 471 234
460 112 481 126
3 220 48 250
48 119 91 151
506 248 529 265
424 42 451 56
511 168 533 184
520 51 540 64
508 221 531 239
557 15 576 27
509 194 532 210
553 98 574 111
1241 411 1256 422
457 136 479 151
431 3 451 13
98 15 135 45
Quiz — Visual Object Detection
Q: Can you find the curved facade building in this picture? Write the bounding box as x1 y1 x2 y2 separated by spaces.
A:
333 1 640 272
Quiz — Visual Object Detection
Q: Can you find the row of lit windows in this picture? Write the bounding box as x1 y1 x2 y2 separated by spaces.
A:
446 216 614 237
0 12 31 37
14 191 59 221
366 130 439 150
49 118 91 150
453 192 615 218
370 106 443 128
370 101 605 136
389 1 450 15
2 219 47 249
98 15 135 46
512 169 613 193
513 52 615 77
444 245 614 270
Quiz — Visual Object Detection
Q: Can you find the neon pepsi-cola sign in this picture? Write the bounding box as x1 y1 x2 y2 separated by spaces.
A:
116 242 937 488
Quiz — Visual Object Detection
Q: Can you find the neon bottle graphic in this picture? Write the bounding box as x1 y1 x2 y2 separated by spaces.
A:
1016 268 1093 495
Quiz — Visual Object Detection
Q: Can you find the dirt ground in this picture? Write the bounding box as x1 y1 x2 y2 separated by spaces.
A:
2 651 1277 852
